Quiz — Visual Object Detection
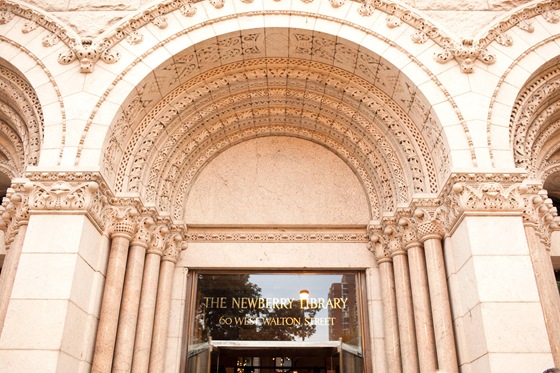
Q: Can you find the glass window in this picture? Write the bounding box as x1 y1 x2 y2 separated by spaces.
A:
191 273 362 347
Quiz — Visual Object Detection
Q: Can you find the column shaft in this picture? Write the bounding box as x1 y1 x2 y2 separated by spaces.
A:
113 243 147 372
407 245 437 373
424 237 458 373
132 252 162 373
91 234 131 373
149 259 176 373
0 223 27 336
525 226 560 367
392 252 419 373
378 260 402 373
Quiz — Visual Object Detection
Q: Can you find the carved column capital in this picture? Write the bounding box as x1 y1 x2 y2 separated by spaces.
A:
162 226 188 263
439 173 527 234
383 220 405 258
413 208 445 241
21 172 113 231
522 182 560 251
367 222 391 264
104 205 138 240
397 210 422 250
131 209 156 248
148 219 170 256
0 180 33 246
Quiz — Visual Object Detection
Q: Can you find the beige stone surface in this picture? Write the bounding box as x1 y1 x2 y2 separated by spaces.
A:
185 136 370 225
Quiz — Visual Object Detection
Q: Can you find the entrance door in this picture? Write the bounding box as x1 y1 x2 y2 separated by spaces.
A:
207 340 363 373
186 272 368 372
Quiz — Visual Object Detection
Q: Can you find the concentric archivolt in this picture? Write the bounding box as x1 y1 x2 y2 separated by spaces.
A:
104 58 442 220
0 64 43 174
510 64 560 179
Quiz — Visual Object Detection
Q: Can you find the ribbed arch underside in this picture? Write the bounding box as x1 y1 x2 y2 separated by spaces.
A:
104 29 446 221
511 58 560 199
0 62 43 179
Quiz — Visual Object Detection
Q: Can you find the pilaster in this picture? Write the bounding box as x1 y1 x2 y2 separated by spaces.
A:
0 174 110 373
440 173 554 372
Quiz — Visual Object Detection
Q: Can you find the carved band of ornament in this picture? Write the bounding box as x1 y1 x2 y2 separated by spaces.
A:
2 0 560 74
186 231 369 242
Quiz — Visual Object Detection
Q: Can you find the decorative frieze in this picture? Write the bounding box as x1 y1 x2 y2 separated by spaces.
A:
3 0 560 73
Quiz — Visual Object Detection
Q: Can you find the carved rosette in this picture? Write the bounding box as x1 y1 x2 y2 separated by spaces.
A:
522 183 560 251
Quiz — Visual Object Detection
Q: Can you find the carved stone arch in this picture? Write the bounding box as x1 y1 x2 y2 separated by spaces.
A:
0 63 42 168
106 53 447 219
511 62 560 171
509 57 560 208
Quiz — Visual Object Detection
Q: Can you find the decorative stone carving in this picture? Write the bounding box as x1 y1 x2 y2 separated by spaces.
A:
434 39 496 74
104 205 139 240
367 222 392 263
397 212 421 250
132 210 156 247
107 57 444 220
2 0 560 74
24 172 112 231
162 229 188 263
148 219 171 256
0 181 33 247
439 173 528 233
383 220 405 257
522 182 560 251
58 38 120 74
187 229 369 243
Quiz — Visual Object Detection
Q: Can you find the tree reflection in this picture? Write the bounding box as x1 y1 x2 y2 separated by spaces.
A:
196 274 319 341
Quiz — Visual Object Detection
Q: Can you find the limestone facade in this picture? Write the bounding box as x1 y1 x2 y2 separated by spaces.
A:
0 0 559 372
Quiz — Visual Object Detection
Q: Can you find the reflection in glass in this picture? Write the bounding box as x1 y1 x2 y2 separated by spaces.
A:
193 273 361 347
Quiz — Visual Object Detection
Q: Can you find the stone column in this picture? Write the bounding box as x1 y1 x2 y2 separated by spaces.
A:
113 214 155 373
415 209 458 373
369 225 397 373
91 206 138 373
442 177 553 371
385 224 419 373
149 231 186 373
131 222 169 373
0 184 31 337
399 217 437 373
523 191 560 367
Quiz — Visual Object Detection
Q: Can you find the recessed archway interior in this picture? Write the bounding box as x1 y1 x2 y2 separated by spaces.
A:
104 27 449 222
510 56 560 212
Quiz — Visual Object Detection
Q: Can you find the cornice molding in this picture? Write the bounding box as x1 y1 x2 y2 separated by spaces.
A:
2 0 560 73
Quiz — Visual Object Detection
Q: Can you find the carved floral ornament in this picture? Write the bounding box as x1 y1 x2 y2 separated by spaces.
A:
1 0 560 73
367 173 560 259
0 174 190 255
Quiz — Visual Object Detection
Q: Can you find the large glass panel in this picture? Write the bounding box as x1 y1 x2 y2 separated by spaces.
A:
192 273 361 347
